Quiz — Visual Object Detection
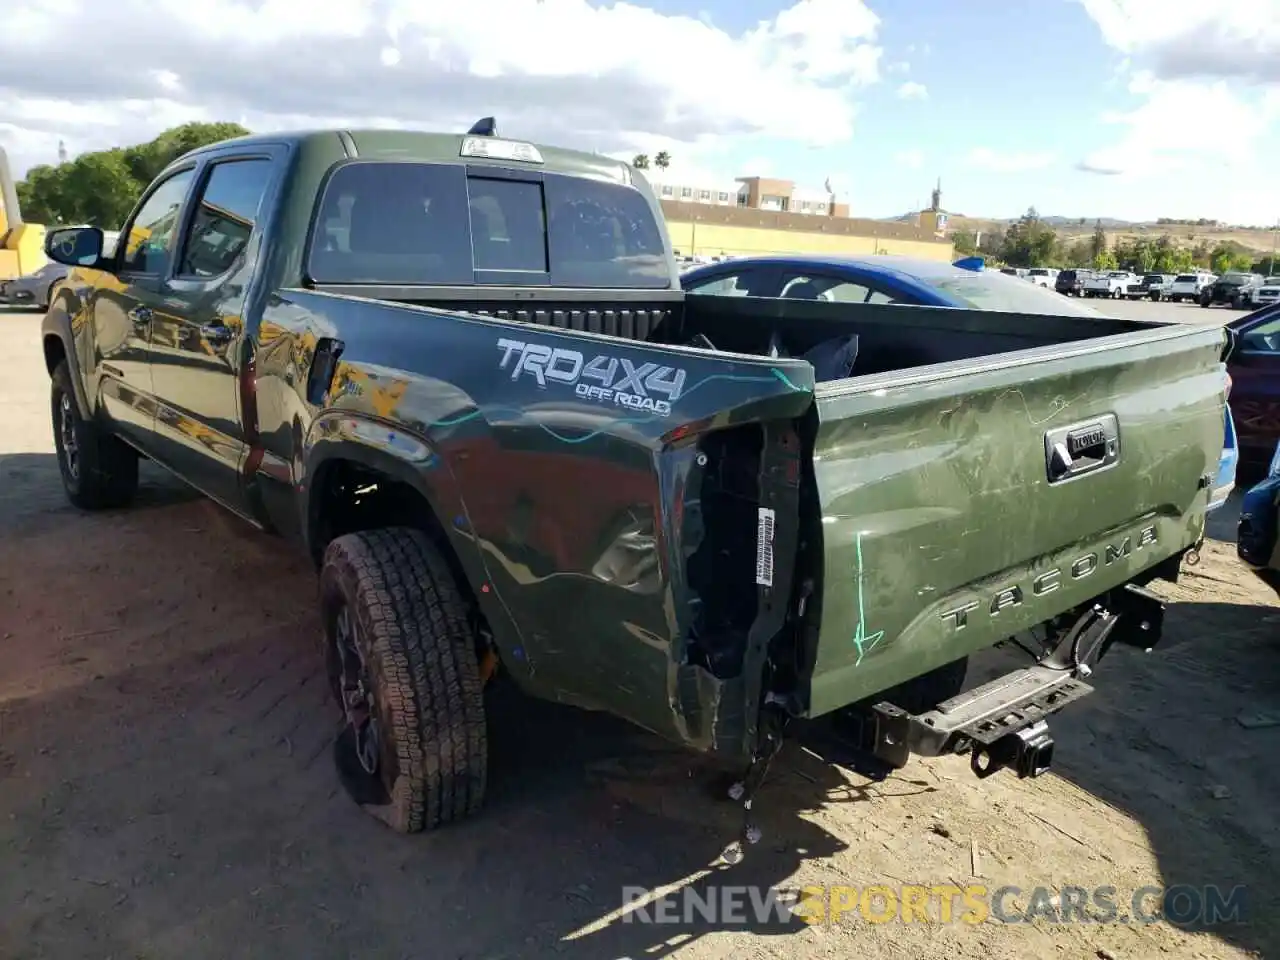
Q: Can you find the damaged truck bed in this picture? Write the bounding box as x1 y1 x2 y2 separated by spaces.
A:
39 124 1229 843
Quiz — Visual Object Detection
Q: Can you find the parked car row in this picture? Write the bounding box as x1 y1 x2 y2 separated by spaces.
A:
1044 265 1280 308
1200 272 1280 310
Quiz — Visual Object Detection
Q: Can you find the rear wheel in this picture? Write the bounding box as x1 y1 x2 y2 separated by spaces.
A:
320 527 488 833
51 360 138 510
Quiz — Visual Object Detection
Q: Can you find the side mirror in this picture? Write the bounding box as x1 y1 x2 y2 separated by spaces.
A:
45 226 107 268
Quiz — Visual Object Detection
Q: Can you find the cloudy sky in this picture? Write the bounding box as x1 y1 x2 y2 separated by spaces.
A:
1 0 1277 224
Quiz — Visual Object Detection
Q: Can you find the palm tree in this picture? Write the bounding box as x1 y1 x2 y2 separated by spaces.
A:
632 154 650 169
654 151 670 172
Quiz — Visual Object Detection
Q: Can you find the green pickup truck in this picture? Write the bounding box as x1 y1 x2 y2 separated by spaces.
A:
41 121 1228 848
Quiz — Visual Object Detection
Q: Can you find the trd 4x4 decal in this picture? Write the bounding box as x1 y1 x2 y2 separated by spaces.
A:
497 337 687 417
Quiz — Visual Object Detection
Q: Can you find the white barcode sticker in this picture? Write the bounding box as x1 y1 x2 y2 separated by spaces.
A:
756 507 776 587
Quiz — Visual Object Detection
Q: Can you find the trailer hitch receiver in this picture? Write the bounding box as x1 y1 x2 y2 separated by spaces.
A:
971 719 1054 779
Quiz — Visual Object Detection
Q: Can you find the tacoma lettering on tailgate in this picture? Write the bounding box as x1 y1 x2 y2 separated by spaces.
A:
939 524 1159 631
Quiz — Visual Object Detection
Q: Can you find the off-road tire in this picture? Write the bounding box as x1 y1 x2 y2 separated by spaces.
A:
319 527 487 833
51 360 138 510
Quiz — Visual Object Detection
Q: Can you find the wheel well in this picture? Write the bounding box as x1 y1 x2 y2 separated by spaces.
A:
307 459 478 609
43 335 67 377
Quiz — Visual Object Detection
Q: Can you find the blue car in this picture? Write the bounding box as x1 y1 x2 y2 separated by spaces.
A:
681 253 1238 511
1237 439 1280 592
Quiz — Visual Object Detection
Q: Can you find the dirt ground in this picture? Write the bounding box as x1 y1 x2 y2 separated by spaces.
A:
1 304 1277 960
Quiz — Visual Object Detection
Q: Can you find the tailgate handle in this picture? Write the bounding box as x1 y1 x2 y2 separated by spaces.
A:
1044 415 1120 484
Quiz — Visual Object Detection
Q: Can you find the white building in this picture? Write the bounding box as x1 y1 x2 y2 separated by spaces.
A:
645 172 851 218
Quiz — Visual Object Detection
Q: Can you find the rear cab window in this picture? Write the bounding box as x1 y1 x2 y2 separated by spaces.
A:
307 160 670 288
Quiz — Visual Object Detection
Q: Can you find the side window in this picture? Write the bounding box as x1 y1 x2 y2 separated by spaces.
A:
177 159 275 279
686 271 755 297
120 169 195 274
780 273 901 304
1240 316 1280 353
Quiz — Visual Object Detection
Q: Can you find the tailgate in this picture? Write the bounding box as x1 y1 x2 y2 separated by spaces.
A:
803 323 1227 716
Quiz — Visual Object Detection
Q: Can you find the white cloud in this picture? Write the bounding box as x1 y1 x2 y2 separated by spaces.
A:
967 147 1055 173
896 81 927 100
1078 0 1280 84
1077 72 1276 177
1078 0 1280 207
895 148 925 169
0 0 884 177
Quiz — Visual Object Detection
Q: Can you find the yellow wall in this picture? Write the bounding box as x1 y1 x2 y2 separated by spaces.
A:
666 220 955 262
0 223 47 280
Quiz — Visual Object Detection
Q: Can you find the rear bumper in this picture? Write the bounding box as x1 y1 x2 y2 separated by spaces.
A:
861 584 1166 779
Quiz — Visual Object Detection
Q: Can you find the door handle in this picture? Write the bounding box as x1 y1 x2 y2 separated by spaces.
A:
200 324 234 346
128 306 153 325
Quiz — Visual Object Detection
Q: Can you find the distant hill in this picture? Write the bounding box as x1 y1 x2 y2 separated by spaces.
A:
932 213 1278 255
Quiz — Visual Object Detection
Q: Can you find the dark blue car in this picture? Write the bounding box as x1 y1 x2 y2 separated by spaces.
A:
1238 440 1280 594
681 253 1238 510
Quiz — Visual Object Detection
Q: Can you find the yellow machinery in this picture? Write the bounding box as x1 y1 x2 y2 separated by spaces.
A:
0 145 48 281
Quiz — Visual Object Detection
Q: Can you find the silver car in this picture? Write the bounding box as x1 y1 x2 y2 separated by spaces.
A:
1 261 69 309
1 231 118 309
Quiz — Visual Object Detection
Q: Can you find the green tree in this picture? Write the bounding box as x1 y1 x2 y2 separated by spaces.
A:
632 154 650 169
1151 235 1193 274
1062 240 1094 267
14 164 67 225
14 121 251 228
1209 242 1254 275
653 151 671 172
951 228 978 256
977 231 1002 257
1093 248 1118 270
999 206 1059 267
1116 236 1157 273
122 121 250 185
1090 219 1107 261
1191 240 1213 268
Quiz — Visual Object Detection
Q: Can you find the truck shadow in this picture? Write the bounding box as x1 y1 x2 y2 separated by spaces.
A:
965 578 1280 957
2 450 1276 959
0 472 853 960
0 453 202 537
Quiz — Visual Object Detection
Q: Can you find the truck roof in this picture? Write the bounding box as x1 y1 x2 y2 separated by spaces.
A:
178 128 633 184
